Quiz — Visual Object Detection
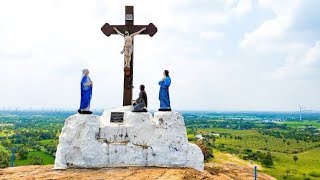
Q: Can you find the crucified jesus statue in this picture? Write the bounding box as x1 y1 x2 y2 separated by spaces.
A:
113 27 146 67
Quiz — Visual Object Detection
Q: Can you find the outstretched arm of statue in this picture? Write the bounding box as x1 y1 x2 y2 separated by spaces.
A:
131 27 146 37
113 27 124 37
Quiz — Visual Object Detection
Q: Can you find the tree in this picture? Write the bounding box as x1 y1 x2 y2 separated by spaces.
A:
17 147 29 160
1 140 12 149
261 158 273 167
0 151 10 168
29 155 44 165
293 155 298 164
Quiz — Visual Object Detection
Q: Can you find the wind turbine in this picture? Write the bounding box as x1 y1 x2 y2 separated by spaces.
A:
299 104 306 121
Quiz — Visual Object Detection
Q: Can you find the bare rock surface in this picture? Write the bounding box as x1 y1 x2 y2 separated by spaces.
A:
54 106 204 171
0 163 276 180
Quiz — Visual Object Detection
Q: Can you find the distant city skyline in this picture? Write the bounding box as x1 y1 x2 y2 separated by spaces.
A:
0 0 320 111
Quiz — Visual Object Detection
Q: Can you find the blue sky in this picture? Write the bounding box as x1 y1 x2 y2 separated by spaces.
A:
0 0 319 111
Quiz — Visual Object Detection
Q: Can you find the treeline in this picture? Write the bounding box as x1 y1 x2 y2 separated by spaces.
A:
185 119 255 130
184 118 290 130
259 128 320 142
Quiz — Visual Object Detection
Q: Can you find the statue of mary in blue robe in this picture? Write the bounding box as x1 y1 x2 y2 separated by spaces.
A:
158 71 171 111
79 69 92 113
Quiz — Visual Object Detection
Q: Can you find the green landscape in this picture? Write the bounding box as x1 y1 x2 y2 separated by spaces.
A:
185 112 320 180
0 111 66 167
1 111 320 180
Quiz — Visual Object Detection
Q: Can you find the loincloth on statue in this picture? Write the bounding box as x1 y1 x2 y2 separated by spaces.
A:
123 45 133 54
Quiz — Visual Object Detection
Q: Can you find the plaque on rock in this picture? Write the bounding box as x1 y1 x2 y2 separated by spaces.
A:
110 112 124 123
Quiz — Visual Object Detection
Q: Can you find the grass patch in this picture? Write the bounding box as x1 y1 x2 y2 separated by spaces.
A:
39 140 55 146
197 128 260 136
202 128 320 153
0 144 8 152
277 121 320 128
254 148 320 180
14 151 54 166
309 171 320 178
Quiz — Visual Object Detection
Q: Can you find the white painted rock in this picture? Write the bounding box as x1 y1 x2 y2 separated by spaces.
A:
54 107 204 171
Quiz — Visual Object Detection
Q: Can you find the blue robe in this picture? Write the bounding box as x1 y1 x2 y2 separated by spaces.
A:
80 76 92 110
159 76 171 109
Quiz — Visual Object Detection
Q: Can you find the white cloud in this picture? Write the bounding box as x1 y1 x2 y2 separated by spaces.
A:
240 16 291 47
258 0 299 16
240 0 300 48
0 0 320 111
200 31 224 40
272 41 320 79
233 0 252 16
240 0 320 81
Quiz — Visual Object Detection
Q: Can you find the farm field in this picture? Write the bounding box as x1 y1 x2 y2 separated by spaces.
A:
200 128 320 153
264 148 320 180
276 120 320 128
185 112 320 180
190 126 320 180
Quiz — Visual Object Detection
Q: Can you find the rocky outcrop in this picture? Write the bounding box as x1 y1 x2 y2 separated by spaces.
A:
54 107 204 171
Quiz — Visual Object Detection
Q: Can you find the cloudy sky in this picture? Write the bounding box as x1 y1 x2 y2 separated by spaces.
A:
0 0 319 111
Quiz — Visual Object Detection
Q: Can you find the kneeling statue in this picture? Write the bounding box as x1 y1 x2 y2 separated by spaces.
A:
132 84 148 112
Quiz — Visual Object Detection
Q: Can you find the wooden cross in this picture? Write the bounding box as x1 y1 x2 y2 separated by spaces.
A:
101 6 157 106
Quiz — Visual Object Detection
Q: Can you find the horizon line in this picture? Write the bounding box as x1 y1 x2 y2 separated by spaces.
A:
0 109 319 113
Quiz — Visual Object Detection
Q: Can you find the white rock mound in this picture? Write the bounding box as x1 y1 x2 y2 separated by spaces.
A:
54 107 204 171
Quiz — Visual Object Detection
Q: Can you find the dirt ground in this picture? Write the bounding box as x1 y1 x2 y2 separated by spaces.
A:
0 162 275 180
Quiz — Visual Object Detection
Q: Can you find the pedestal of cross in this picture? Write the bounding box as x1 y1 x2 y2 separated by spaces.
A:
101 6 157 106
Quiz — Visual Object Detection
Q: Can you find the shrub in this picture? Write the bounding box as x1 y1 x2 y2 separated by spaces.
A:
0 151 10 168
29 154 44 165
309 171 320 177
242 155 249 160
261 158 273 167
17 147 29 160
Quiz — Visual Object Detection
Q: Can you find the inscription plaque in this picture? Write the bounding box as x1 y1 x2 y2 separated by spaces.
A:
110 112 124 123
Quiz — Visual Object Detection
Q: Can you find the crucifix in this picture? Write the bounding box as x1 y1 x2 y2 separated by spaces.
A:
101 6 157 106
